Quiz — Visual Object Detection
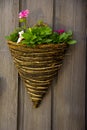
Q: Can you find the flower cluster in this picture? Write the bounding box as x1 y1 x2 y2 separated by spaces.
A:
54 29 65 34
19 9 29 18
6 9 77 46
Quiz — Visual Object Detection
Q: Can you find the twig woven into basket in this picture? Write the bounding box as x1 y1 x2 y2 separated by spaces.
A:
8 41 68 108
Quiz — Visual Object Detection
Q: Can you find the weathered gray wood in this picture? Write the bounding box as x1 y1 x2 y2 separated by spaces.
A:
0 0 19 130
53 0 86 130
0 0 86 130
18 0 53 130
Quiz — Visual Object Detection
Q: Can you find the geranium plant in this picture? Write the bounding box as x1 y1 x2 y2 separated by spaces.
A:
6 9 77 46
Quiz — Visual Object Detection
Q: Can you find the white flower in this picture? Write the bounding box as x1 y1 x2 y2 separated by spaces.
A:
17 30 24 43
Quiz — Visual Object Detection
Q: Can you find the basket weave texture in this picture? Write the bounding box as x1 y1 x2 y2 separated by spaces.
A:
8 41 68 108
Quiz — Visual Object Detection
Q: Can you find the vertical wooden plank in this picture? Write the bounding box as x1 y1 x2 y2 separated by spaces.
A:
85 3 87 129
18 0 53 130
53 0 86 130
0 0 19 130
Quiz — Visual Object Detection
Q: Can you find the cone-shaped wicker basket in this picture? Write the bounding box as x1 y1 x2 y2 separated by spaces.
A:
8 41 68 108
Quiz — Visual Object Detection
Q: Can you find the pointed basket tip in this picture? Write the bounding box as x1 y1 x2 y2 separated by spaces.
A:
32 100 41 108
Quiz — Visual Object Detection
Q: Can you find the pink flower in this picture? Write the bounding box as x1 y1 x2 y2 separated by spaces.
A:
54 29 65 34
19 9 29 18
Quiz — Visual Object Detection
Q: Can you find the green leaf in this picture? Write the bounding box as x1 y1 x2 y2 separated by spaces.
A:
67 30 72 36
21 41 29 45
67 40 77 44
5 27 23 42
59 33 66 41
28 28 32 32
45 39 52 43
5 32 18 42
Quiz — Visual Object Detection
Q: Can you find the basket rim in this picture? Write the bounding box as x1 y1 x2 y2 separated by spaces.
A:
8 40 67 49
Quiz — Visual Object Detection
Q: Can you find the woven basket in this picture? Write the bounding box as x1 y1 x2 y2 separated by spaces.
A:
8 41 68 108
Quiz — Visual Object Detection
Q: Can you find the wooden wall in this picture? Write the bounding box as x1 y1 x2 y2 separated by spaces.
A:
0 0 86 130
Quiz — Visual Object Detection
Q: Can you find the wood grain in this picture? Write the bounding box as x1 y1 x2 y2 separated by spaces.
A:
0 0 19 130
18 0 53 130
53 0 86 130
0 0 86 130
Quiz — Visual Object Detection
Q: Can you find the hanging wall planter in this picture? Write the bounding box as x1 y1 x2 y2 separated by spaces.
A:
8 41 68 107
6 9 77 108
